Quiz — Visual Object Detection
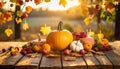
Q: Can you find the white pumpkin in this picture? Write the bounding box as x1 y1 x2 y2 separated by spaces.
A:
70 40 84 52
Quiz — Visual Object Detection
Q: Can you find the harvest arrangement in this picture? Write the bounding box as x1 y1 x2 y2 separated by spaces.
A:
0 21 112 57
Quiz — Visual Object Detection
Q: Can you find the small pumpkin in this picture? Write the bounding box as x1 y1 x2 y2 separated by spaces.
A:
84 42 93 51
99 38 109 46
46 21 73 51
42 43 51 52
33 45 42 53
70 40 84 52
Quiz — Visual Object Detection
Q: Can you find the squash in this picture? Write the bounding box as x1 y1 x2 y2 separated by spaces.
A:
80 37 95 45
70 40 84 52
46 21 73 51
84 42 93 51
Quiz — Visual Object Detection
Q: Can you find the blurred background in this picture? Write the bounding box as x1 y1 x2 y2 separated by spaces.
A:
0 0 116 41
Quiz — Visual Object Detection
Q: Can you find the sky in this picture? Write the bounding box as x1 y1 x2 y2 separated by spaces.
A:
3 0 80 11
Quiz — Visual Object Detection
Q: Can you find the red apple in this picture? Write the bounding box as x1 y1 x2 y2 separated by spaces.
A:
73 32 80 40
22 13 28 19
79 31 87 38
42 50 48 55
64 49 70 55
80 49 86 55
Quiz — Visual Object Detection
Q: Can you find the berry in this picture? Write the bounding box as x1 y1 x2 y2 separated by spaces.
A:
64 49 70 55
80 49 86 55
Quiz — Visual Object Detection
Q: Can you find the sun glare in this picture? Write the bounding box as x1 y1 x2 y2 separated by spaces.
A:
26 0 80 11
3 0 80 11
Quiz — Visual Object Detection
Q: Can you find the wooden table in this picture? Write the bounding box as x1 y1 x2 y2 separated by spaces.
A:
0 42 120 69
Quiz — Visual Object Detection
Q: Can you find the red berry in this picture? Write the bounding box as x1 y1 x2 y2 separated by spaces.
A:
10 4 14 7
22 13 28 19
2 49 6 53
42 50 48 55
80 49 86 55
93 47 99 52
64 49 70 55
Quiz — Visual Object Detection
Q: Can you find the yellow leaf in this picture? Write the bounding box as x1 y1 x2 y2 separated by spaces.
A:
40 24 52 35
97 31 104 39
22 22 29 31
84 16 93 26
44 0 50 2
15 18 22 24
88 30 94 37
59 0 67 7
4 28 13 37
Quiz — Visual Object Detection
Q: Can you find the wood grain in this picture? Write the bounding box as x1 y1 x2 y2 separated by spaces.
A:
40 55 61 69
95 55 113 69
105 50 120 69
63 56 87 69
15 53 42 69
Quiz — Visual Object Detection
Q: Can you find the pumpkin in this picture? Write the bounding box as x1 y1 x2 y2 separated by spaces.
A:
33 45 42 53
46 21 73 51
42 43 51 52
80 37 95 45
84 42 93 51
99 38 109 46
70 40 84 52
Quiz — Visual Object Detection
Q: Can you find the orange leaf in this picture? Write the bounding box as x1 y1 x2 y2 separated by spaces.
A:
34 0 42 5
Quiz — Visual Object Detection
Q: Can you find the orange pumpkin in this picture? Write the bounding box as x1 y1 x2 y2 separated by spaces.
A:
46 21 73 51
33 45 42 53
84 42 93 51
99 38 109 46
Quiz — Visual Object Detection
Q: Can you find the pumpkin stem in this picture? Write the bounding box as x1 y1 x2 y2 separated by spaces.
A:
58 21 63 30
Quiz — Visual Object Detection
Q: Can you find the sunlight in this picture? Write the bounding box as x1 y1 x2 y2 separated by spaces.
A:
25 0 80 11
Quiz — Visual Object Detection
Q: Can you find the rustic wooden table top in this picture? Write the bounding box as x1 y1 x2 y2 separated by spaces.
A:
0 41 120 69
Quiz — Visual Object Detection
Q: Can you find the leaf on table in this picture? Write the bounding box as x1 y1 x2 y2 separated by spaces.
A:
46 54 60 58
71 52 82 57
64 56 76 61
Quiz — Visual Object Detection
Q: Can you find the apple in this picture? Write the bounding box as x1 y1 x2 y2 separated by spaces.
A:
73 32 80 40
79 31 87 38
42 50 48 55
80 49 86 55
64 49 70 55
22 13 28 19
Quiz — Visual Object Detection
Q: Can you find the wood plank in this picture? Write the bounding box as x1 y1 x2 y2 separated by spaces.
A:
83 55 100 69
105 50 120 69
15 53 42 69
0 42 25 69
40 55 61 69
95 55 113 69
63 56 87 69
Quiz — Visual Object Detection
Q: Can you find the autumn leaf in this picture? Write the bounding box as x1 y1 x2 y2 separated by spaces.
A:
15 17 22 24
16 11 22 17
4 28 13 37
40 24 52 35
84 16 93 26
10 0 16 3
34 0 42 5
4 11 12 21
0 2 5 8
44 0 50 2
59 0 67 7
0 12 6 24
22 21 29 31
26 6 32 13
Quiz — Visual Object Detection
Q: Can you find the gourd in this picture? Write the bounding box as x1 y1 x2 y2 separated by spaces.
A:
70 40 84 52
84 42 93 51
46 21 73 51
